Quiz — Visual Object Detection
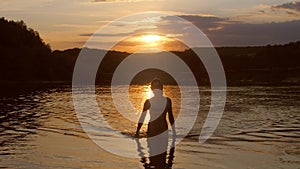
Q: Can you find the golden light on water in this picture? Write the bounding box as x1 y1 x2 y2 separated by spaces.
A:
145 85 154 99
144 85 153 123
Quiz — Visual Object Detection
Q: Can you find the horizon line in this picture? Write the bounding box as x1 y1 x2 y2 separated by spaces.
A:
52 40 300 53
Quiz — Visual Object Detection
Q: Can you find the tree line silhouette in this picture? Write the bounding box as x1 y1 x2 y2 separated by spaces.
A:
0 17 299 88
0 18 52 81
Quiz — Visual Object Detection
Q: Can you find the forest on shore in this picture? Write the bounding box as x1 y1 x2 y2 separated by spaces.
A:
1 17 299 93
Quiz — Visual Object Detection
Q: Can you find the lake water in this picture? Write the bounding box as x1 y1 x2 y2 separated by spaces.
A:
0 85 299 169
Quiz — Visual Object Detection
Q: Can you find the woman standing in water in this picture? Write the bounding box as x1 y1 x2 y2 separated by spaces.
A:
135 79 176 169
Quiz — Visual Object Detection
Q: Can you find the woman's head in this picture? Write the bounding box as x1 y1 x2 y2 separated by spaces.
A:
151 78 163 90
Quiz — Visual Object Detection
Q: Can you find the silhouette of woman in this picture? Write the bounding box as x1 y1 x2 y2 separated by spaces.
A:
135 79 176 169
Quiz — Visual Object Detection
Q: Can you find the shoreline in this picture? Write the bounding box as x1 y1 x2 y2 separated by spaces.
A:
1 80 299 97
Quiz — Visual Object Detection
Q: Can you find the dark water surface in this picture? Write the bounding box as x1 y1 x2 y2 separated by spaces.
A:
0 86 299 169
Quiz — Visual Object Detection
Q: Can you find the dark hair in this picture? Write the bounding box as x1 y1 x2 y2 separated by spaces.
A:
151 78 163 90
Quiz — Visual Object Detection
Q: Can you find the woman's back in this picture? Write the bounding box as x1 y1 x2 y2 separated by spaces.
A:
147 91 169 137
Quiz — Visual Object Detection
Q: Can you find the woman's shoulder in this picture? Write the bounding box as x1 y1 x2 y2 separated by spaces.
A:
144 99 150 104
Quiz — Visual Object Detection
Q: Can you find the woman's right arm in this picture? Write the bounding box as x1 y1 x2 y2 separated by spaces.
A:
135 100 150 136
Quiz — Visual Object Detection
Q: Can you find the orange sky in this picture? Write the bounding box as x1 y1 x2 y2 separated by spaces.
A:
1 0 299 51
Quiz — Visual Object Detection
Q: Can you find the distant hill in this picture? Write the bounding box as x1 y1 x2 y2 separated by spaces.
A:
0 18 300 87
0 17 53 81
55 44 300 86
216 43 300 85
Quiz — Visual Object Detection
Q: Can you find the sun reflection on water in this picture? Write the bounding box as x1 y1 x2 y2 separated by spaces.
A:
145 85 154 99
143 85 153 123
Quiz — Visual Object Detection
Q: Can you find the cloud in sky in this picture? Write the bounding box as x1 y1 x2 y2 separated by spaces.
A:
272 1 300 12
176 15 237 32
91 0 159 2
178 15 300 46
79 27 156 37
266 1 300 18
79 14 300 50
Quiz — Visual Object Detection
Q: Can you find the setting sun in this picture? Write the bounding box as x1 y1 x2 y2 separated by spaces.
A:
141 34 162 44
111 33 188 53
